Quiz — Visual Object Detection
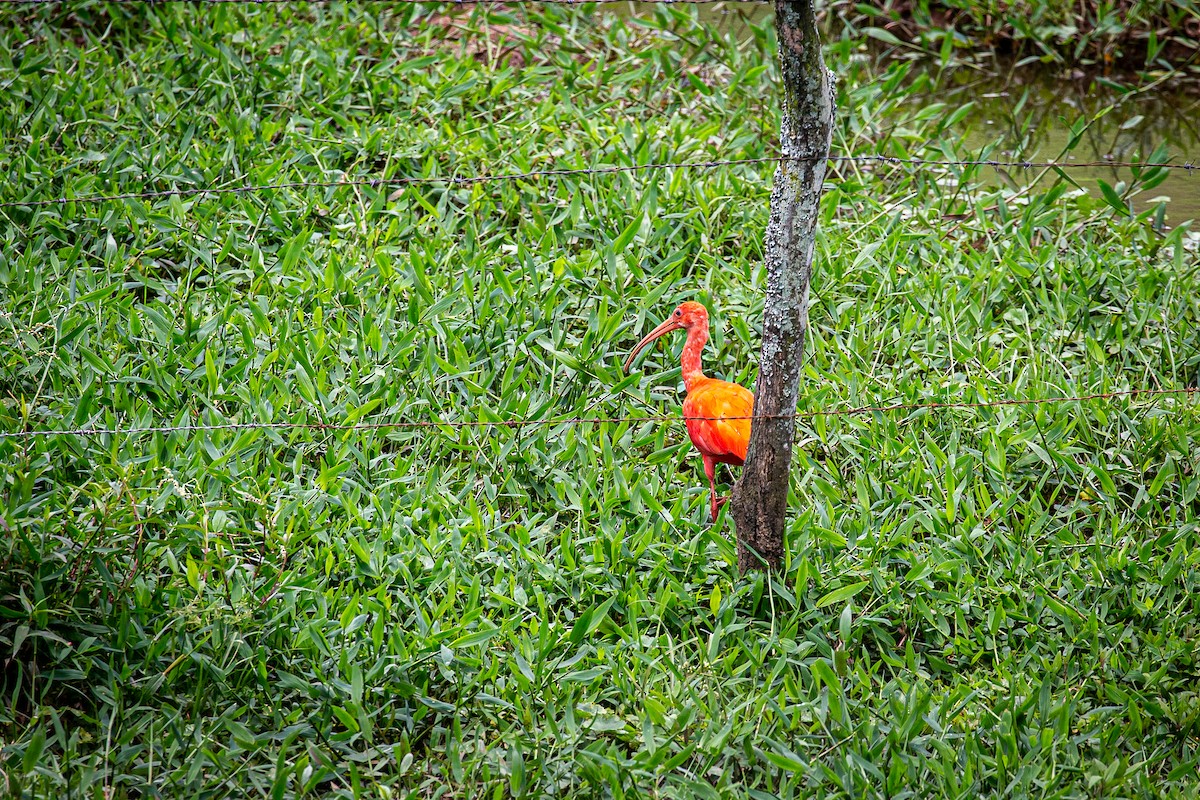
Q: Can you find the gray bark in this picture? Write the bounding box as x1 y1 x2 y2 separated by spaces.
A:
730 0 833 574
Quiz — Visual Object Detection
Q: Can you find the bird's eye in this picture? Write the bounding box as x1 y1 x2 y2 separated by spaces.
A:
674 309 683 317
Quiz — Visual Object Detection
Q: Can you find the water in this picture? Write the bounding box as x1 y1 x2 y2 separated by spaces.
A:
613 2 1200 225
901 61 1200 224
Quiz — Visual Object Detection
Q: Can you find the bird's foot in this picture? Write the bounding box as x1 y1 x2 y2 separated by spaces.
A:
710 496 729 523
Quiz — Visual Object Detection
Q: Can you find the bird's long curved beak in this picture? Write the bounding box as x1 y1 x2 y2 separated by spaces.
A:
622 317 684 372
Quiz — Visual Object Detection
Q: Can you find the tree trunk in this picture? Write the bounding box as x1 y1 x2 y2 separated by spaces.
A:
730 0 834 574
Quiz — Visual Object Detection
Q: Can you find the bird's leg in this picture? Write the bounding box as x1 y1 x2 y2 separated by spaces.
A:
703 454 720 522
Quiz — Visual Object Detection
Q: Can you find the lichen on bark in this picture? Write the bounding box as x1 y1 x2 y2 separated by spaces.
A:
730 0 834 574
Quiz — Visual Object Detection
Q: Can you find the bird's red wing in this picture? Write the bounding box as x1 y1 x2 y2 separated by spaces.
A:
683 380 754 464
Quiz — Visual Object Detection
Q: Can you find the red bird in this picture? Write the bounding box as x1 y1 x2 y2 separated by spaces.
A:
623 301 754 521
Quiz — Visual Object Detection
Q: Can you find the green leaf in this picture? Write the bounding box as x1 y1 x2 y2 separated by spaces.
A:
23 727 46 773
815 580 869 609
568 598 613 645
280 231 309 273
1096 180 1128 216
612 213 642 254
561 667 607 683
539 338 585 372
863 27 906 47
204 347 218 395
343 399 382 426
1042 593 1083 623
1148 458 1175 497
810 658 841 694
761 738 807 772
1090 464 1118 500
451 626 502 649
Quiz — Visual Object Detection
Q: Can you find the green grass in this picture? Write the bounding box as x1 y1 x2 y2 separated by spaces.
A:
2 3 1200 798
842 0 1200 67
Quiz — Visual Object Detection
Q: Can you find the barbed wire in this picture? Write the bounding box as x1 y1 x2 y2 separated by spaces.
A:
1 388 1194 441
3 6 1197 451
4 0 770 6
1 154 1195 211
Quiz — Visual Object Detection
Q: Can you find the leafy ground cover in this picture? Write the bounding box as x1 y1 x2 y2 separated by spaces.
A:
2 3 1199 798
841 0 1200 68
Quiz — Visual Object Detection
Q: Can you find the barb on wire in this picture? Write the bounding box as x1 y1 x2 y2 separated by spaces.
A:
1 387 1194 441
1 154 1195 210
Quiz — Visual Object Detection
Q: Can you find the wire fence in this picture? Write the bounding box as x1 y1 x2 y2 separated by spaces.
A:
2 4 1198 447
2 388 1196 441
2 154 1195 211
5 0 771 6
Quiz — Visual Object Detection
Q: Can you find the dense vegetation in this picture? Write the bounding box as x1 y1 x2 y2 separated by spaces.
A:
2 3 1199 798
847 0 1200 67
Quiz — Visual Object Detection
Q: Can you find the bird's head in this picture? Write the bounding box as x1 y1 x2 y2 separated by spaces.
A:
622 301 709 372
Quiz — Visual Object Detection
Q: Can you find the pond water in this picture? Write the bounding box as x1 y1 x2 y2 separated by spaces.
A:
619 2 1200 225
896 60 1200 225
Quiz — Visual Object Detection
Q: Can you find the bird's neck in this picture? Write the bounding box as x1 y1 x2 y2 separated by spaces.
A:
681 325 708 392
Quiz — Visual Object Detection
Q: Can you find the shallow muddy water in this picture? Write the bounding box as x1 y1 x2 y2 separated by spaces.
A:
615 2 1200 224
901 61 1200 224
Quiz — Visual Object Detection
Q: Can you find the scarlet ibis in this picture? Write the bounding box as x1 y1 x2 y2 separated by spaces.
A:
623 301 754 521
